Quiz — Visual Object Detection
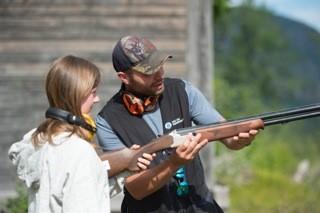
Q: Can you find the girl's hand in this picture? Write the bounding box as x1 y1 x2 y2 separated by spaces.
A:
130 144 156 170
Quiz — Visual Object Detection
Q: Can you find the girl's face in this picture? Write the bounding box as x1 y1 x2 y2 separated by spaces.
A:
81 87 100 114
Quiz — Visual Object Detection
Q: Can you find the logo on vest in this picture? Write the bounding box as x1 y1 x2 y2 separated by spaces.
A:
164 118 184 130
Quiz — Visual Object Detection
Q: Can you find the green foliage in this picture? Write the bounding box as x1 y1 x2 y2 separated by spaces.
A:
215 131 320 212
213 2 320 212
213 0 230 20
230 170 320 213
214 75 265 118
215 5 300 114
248 134 297 174
3 182 28 213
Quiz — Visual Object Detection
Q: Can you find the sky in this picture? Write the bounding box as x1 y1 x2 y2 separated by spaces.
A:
230 0 320 33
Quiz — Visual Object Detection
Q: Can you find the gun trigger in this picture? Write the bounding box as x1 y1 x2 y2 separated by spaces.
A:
169 130 187 148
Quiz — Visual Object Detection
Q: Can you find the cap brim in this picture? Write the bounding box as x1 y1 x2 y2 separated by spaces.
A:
132 50 172 75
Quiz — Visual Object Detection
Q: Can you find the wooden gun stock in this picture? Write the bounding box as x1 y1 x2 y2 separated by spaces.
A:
193 119 264 142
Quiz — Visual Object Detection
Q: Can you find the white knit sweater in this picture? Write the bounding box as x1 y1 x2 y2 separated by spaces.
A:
8 129 112 213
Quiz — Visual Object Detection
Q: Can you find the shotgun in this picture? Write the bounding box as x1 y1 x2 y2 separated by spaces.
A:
101 103 320 175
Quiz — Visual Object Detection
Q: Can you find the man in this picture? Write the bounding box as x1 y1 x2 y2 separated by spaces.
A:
96 35 259 212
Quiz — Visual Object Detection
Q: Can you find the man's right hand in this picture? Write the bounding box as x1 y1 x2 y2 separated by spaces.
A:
170 133 208 166
124 133 208 200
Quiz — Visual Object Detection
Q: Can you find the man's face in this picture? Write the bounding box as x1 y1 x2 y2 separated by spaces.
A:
124 65 165 96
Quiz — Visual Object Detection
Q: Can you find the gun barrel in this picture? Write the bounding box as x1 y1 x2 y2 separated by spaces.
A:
261 103 320 122
176 103 320 135
264 111 320 126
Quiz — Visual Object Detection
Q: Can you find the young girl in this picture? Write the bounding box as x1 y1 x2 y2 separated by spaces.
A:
8 55 153 213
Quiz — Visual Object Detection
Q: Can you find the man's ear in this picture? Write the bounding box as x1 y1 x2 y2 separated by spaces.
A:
117 71 129 85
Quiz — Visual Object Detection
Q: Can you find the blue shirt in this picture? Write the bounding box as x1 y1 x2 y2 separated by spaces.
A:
96 80 224 151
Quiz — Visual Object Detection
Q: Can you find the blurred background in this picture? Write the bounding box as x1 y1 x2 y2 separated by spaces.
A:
1 0 320 212
214 0 320 212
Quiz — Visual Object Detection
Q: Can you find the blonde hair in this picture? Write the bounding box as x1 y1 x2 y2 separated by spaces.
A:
32 55 100 146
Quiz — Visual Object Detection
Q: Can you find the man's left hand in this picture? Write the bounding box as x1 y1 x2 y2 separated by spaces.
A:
221 129 259 150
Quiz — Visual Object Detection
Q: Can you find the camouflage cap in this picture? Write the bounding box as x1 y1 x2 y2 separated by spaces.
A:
112 35 172 74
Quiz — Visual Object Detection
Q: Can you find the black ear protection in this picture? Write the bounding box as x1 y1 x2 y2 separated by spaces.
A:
45 107 96 133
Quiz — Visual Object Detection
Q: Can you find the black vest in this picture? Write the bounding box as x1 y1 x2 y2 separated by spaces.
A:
99 78 223 213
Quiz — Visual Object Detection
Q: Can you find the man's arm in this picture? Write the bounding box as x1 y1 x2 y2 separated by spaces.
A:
185 80 259 149
124 133 207 200
184 80 224 124
96 115 126 151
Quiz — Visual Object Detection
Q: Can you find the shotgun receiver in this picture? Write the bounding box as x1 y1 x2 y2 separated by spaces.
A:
102 103 320 175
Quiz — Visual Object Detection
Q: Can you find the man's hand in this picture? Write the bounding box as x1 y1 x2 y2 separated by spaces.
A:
222 129 259 150
130 144 156 171
170 133 208 166
124 133 208 200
